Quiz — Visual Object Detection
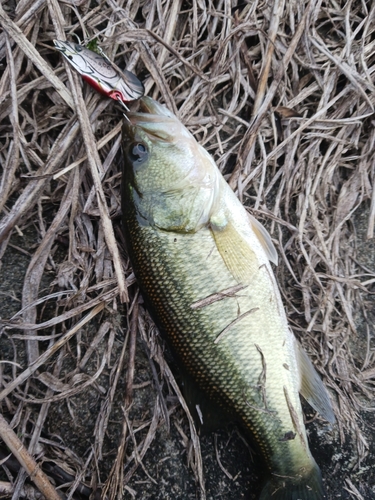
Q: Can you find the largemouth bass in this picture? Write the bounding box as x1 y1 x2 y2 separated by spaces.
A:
121 97 335 499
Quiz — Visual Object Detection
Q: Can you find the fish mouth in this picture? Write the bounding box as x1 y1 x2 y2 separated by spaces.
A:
125 97 180 143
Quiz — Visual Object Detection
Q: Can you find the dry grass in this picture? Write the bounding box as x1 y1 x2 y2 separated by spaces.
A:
0 1 375 499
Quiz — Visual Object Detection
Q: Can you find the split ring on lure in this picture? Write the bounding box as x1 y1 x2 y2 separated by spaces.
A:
53 40 144 108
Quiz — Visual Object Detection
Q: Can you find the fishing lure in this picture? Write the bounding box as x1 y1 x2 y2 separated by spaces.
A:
53 40 144 107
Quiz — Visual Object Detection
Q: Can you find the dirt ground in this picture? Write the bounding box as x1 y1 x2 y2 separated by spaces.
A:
1 1 375 499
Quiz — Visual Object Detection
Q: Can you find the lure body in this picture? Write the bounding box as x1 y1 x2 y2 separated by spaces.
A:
53 40 144 103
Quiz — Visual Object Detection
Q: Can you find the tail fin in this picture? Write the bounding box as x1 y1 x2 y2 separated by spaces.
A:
259 463 326 500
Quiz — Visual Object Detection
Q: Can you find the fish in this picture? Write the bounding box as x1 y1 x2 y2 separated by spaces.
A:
53 40 144 104
121 97 335 500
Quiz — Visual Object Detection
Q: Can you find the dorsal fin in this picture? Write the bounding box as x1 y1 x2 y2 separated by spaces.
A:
296 343 335 423
248 213 278 265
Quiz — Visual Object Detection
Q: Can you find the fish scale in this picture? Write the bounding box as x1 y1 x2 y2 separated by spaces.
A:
123 217 311 475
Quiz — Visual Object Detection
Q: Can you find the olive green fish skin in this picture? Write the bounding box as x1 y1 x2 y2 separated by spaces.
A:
123 203 308 472
121 98 331 499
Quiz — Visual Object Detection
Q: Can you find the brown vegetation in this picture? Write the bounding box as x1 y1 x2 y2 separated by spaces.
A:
0 1 374 499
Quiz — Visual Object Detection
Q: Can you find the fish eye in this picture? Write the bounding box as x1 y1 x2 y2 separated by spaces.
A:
74 44 83 52
130 142 148 164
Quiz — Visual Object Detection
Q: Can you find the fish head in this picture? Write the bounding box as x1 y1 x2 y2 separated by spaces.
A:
122 97 220 232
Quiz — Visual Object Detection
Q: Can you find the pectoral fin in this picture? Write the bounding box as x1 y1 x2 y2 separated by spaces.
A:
210 213 259 283
248 213 278 265
297 343 335 423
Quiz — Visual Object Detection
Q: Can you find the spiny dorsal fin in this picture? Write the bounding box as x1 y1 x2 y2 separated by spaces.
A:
296 343 335 423
210 212 259 283
248 213 278 265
